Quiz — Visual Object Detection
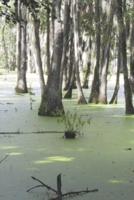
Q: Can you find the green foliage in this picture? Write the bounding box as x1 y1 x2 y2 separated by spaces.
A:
0 0 16 23
79 0 95 36
27 0 52 31
58 111 91 135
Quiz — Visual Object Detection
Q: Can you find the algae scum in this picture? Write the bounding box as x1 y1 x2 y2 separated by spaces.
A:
0 73 134 200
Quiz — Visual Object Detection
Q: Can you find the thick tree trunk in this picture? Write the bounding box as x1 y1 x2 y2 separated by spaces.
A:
88 0 101 103
38 0 64 116
15 0 28 93
116 0 134 114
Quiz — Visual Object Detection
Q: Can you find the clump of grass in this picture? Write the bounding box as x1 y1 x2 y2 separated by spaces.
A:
58 111 91 136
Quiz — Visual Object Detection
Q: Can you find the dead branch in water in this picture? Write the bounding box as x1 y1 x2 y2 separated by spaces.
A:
27 174 99 199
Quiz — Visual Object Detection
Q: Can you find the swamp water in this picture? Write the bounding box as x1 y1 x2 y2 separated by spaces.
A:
0 73 134 200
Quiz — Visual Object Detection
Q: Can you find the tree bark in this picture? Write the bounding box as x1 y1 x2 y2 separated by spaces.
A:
73 0 87 104
15 0 28 93
33 17 45 96
98 0 115 104
38 0 64 116
82 37 92 89
129 1 134 92
46 0 51 75
116 0 134 114
88 0 101 103
109 45 121 104
2 25 9 71
64 34 75 98
60 0 71 94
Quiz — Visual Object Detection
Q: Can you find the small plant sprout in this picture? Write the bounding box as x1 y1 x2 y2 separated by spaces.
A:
58 111 91 139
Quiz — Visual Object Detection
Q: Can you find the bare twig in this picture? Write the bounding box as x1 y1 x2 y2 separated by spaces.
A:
27 184 44 192
0 154 9 164
62 188 99 197
27 176 57 194
50 188 99 200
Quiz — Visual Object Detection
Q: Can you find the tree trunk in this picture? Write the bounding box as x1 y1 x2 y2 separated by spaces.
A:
98 0 115 104
2 25 9 71
109 44 121 104
73 0 87 104
64 65 75 99
116 0 134 114
46 0 51 75
64 35 75 98
88 0 101 103
60 0 71 93
82 37 92 89
33 17 45 96
15 0 28 93
129 1 134 92
38 0 64 116
98 44 110 104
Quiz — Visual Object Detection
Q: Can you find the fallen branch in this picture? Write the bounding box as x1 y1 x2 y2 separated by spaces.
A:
63 188 98 197
63 188 98 198
50 188 98 200
27 174 99 200
27 176 57 194
0 131 63 135
27 184 44 192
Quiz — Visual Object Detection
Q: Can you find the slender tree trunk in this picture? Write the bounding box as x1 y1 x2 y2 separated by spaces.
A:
60 0 71 93
15 0 28 93
98 0 115 104
109 44 121 104
62 56 69 90
64 34 75 98
2 25 9 71
33 17 45 96
64 65 75 99
82 2 93 89
98 44 110 104
129 1 134 92
82 37 92 89
88 0 101 103
130 24 134 79
46 0 51 75
82 64 90 89
116 0 134 114
38 0 64 116
73 0 87 104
